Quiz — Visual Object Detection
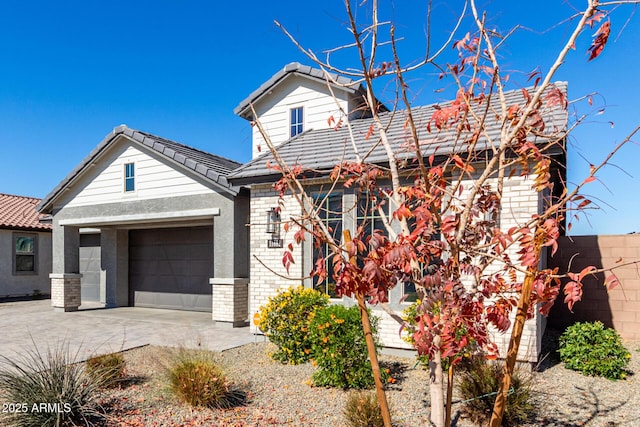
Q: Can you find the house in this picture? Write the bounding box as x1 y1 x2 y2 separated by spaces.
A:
37 62 568 362
228 63 568 362
0 193 52 298
37 126 250 326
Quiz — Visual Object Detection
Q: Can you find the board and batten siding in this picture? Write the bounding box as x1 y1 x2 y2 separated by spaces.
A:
64 142 212 208
250 75 353 159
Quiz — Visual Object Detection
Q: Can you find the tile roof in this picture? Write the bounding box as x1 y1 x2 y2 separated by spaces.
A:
38 125 243 213
234 62 365 120
228 82 569 184
0 194 52 231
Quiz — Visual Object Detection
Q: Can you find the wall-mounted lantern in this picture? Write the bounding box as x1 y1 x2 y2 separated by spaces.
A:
266 208 283 248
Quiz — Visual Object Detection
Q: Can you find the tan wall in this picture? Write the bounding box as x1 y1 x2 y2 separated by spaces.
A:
548 235 640 340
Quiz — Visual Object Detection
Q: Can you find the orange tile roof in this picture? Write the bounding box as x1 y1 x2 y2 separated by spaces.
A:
0 194 52 231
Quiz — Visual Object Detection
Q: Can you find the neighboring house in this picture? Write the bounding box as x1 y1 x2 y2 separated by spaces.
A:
0 194 52 298
37 126 250 326
228 63 568 362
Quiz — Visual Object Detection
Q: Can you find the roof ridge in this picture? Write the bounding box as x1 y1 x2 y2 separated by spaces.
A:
135 130 242 167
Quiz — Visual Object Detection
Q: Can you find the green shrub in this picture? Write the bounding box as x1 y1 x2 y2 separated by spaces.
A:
257 286 329 364
0 342 105 427
344 390 385 427
457 355 534 426
168 350 241 408
558 321 631 380
308 304 386 389
85 352 126 388
401 300 430 369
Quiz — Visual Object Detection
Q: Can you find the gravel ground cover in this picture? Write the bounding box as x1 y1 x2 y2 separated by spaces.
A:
93 334 640 427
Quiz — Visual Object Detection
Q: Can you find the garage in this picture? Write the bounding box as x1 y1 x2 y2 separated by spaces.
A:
129 226 213 312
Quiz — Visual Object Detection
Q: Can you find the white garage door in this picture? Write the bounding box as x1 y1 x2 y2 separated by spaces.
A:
129 226 213 312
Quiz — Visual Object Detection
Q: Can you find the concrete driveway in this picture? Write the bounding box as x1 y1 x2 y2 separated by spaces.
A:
0 299 255 361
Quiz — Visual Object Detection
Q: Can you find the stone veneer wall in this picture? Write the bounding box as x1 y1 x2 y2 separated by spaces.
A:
248 171 544 362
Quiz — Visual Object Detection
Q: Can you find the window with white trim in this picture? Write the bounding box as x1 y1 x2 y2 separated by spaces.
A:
290 106 304 137
124 162 135 192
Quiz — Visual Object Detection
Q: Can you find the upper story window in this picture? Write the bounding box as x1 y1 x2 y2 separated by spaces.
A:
124 162 135 192
14 233 37 274
290 106 304 137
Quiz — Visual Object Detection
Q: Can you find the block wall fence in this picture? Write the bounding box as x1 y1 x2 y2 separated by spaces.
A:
548 234 640 340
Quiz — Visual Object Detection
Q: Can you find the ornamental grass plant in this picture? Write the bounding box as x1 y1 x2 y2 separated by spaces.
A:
456 355 534 426
85 352 127 388
167 349 244 409
343 390 386 427
0 340 106 427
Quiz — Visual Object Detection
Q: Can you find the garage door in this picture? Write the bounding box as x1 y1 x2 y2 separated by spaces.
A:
129 227 213 312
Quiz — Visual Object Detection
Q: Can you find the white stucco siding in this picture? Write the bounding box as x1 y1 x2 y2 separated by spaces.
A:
64 142 212 208
251 75 351 158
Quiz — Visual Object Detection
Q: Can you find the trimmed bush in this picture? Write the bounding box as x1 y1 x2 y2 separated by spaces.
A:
559 321 631 380
344 390 385 427
457 355 534 426
257 286 329 364
0 341 105 427
308 304 386 389
401 300 430 369
167 350 240 408
85 352 126 388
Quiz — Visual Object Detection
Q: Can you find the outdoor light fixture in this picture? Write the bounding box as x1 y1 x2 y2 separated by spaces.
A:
266 208 283 248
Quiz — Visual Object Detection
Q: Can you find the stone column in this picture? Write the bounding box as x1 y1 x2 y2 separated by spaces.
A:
210 278 249 327
50 225 82 312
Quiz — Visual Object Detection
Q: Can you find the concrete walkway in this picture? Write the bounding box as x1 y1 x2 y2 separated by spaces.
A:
0 299 255 361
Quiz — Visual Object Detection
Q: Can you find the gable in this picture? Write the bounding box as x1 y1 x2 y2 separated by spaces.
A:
58 137 218 209
248 74 352 158
38 126 242 214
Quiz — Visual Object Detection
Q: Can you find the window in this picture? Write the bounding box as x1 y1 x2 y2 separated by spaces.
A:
124 162 135 192
13 234 36 274
356 191 387 247
290 106 304 137
312 193 342 298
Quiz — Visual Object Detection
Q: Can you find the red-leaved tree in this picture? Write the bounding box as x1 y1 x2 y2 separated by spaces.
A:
250 1 640 425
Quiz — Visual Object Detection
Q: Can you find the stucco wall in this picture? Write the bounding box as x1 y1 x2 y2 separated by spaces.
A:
548 234 640 340
0 229 52 297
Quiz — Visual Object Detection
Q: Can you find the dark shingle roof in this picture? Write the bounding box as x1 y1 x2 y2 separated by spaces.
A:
228 82 569 184
234 62 363 120
38 125 242 213
1 194 52 231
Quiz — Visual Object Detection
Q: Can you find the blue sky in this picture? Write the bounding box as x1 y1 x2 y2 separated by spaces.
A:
0 1 638 235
